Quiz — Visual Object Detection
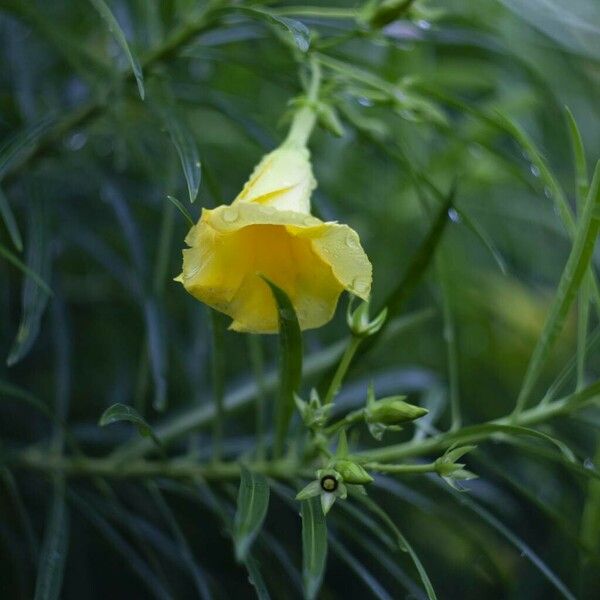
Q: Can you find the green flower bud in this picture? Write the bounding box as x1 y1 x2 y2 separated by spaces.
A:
347 299 387 338
366 396 428 425
335 460 374 485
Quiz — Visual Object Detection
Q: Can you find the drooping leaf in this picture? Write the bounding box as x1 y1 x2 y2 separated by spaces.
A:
99 403 162 449
88 0 145 99
166 195 195 226
233 467 270 562
262 277 302 458
34 477 69 600
301 496 327 600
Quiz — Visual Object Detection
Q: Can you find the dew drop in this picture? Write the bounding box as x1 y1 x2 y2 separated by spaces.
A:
544 186 552 199
448 207 461 223
352 276 370 295
222 206 239 223
345 233 359 249
357 96 373 107
417 20 431 30
530 164 540 177
584 457 595 470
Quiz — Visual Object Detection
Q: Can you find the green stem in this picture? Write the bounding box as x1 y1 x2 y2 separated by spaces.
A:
357 379 600 463
283 57 321 147
14 452 296 481
363 462 438 474
272 6 359 19
323 336 362 406
323 408 365 435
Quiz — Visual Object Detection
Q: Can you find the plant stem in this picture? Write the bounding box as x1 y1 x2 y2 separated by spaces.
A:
323 408 365 435
272 6 359 19
323 336 362 405
363 462 438 474
357 379 600 463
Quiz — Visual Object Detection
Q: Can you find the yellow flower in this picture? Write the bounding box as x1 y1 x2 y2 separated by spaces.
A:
176 142 372 333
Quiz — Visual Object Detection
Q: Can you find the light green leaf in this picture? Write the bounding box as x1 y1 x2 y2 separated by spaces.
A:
514 161 600 414
88 0 145 99
166 195 195 226
233 467 270 562
565 106 589 208
34 477 69 600
262 277 303 458
232 8 310 52
99 403 162 449
244 554 271 600
301 496 327 600
0 186 22 251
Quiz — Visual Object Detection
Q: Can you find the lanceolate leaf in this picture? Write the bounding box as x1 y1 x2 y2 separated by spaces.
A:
233 467 270 561
263 277 302 458
7 205 52 366
34 476 69 600
0 186 22 251
88 0 145 99
99 403 162 449
301 496 327 600
515 161 600 414
244 554 271 600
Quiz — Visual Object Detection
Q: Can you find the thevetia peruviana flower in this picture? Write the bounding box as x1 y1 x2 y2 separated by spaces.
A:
177 106 372 333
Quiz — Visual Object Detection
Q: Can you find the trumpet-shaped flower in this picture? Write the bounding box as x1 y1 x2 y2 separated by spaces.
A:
177 142 372 333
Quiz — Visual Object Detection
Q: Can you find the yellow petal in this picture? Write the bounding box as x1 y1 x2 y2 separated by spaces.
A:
178 203 371 333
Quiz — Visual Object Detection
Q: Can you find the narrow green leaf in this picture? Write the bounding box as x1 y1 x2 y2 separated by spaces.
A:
146 482 211 599
301 496 327 600
99 403 162 449
232 8 310 52
515 161 600 414
166 195 195 226
442 482 576 600
565 106 589 209
34 477 69 600
233 467 270 562
88 0 145 99
329 535 393 600
162 110 201 203
0 186 22 251
7 207 52 366
0 243 52 295
244 554 271 600
353 494 437 599
0 116 55 180
262 277 302 458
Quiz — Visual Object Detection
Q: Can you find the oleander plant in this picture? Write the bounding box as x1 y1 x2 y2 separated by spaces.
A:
1 1 599 599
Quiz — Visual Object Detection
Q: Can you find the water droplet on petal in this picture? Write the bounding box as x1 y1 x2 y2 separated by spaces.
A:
345 233 359 249
352 276 370 295
222 206 239 223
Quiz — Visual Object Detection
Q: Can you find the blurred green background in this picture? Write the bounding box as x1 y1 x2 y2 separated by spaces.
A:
1 0 599 598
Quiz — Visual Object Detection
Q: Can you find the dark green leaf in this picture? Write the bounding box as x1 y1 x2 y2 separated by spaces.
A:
34 477 69 600
244 554 271 600
99 403 162 449
262 277 302 458
0 186 22 251
301 496 327 600
233 467 270 562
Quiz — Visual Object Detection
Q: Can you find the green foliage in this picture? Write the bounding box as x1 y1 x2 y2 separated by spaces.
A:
1 0 599 598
